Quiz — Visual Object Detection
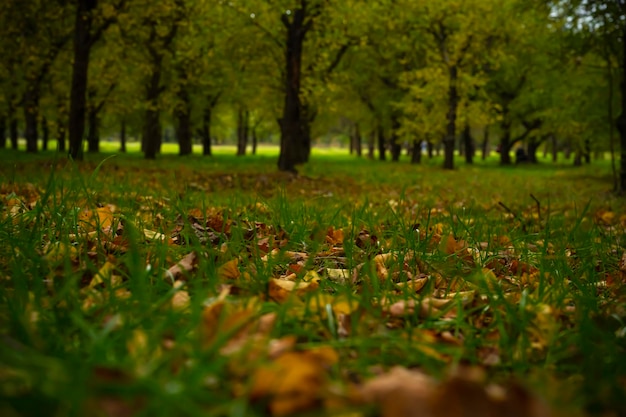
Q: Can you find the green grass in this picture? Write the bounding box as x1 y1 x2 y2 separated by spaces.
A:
1 147 625 417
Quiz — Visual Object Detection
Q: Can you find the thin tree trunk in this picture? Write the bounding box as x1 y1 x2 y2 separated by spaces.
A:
120 119 126 152
23 87 39 153
252 127 258 155
427 140 434 158
237 107 249 156
176 86 192 156
481 126 489 160
499 106 512 165
463 122 473 164
390 115 402 162
9 97 18 150
411 140 422 164
87 99 99 153
201 107 212 156
367 129 375 159
0 116 6 149
41 117 49 151
377 125 386 161
143 52 163 160
443 65 459 169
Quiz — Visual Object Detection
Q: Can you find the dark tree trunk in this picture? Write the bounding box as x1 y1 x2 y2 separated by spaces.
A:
499 106 513 165
551 135 558 162
617 21 626 191
481 126 489 160
57 124 66 152
41 117 49 151
574 149 583 166
9 97 18 150
427 141 434 158
528 137 540 164
142 78 161 160
367 129 375 159
120 119 126 152
252 127 258 155
0 116 6 149
443 65 459 169
584 138 591 164
278 7 309 173
176 86 192 156
23 87 39 153
411 140 422 164
201 107 213 156
377 125 386 161
390 116 402 162
143 48 163 160
351 122 362 157
87 100 99 153
237 108 249 156
68 0 97 161
463 122 473 164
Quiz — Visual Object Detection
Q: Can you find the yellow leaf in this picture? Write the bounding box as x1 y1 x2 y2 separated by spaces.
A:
218 259 240 280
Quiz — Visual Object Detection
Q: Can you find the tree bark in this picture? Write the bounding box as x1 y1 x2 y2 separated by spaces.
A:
278 6 309 173
119 119 126 152
68 0 97 160
411 140 422 164
237 107 249 156
87 95 99 153
390 116 402 162
367 129 375 159
463 122 473 164
201 107 213 156
23 86 39 153
41 117 49 151
0 116 6 149
481 126 489 160
176 86 192 156
377 124 386 161
9 96 18 150
443 65 459 169
499 105 513 165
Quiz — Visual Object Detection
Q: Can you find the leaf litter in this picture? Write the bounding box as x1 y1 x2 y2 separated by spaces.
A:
1 163 626 416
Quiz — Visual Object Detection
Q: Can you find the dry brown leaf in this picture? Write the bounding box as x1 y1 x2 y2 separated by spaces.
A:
218 258 241 280
164 252 198 282
250 349 336 416
358 366 436 417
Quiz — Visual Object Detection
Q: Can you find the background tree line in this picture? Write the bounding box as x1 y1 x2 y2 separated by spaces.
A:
0 0 624 186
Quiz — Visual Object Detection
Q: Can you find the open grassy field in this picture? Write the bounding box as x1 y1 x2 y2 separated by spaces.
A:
1 147 625 417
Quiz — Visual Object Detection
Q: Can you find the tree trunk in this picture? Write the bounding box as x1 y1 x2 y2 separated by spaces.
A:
252 127 258 155
427 141 434 158
351 122 362 157
367 129 375 159
68 0 97 161
528 136 540 164
377 125 386 161
278 7 309 173
9 97 18 150
41 117 49 151
574 149 583 166
499 106 513 165
201 106 212 156
463 122 473 164
87 101 99 153
481 126 489 160
143 53 163 160
0 116 6 149
23 87 39 153
584 138 591 164
411 140 422 164
390 115 402 162
237 107 249 156
120 119 126 152
176 86 192 156
443 65 459 169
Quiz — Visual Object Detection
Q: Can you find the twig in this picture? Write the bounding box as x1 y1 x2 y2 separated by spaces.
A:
530 193 541 222
498 201 527 233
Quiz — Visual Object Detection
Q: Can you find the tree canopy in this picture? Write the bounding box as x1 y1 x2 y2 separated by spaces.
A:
0 0 623 183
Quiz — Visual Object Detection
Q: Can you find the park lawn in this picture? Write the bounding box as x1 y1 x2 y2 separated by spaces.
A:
1 148 625 417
